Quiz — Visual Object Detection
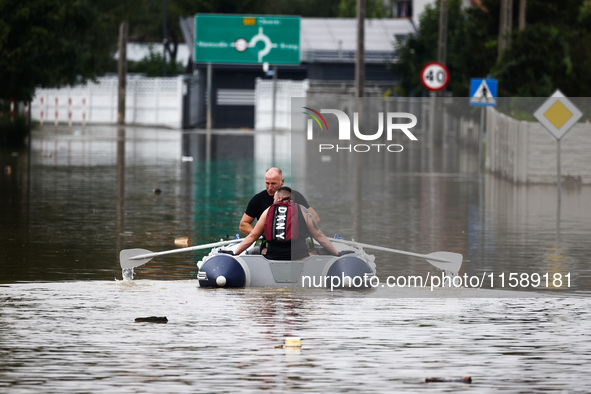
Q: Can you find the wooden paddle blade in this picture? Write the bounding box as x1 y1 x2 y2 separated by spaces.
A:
120 248 154 269
426 251 463 275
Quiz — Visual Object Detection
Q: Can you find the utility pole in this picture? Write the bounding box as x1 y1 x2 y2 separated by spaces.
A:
354 0 365 241
437 0 448 66
433 0 449 148
518 0 526 31
498 0 513 58
117 21 128 125
355 0 365 98
163 0 168 76
116 21 128 239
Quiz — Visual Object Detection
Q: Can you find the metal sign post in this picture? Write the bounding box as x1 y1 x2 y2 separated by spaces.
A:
534 90 582 225
421 62 449 146
469 78 498 172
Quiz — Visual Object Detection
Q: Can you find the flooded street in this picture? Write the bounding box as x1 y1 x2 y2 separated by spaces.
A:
1 125 591 392
2 281 591 392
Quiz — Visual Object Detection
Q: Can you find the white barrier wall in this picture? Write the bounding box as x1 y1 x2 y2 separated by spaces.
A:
30 76 186 129
254 79 309 131
485 107 591 184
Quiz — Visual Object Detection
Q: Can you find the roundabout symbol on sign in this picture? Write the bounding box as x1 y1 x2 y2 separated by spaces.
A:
233 38 248 52
420 62 449 91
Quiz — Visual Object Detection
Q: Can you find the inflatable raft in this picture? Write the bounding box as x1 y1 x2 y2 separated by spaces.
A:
121 237 462 289
196 241 376 289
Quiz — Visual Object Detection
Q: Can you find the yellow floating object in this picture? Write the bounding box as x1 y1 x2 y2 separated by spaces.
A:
174 237 193 247
285 337 301 347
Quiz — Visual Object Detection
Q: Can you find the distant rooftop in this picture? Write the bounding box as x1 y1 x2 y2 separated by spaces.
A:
301 18 415 63
179 16 416 65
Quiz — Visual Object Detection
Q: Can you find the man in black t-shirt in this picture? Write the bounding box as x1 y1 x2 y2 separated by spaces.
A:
239 167 319 235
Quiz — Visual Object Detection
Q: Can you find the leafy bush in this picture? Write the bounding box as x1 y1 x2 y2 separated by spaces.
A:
127 48 186 77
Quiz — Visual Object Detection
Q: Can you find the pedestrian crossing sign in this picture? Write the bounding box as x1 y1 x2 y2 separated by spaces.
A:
469 78 497 107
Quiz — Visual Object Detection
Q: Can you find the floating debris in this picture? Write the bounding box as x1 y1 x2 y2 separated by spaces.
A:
425 376 472 384
174 237 193 247
135 316 168 323
285 337 301 348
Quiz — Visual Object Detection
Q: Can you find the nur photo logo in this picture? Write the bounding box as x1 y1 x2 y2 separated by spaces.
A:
303 107 418 153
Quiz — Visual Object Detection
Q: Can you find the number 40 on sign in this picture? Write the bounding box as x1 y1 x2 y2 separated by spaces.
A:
420 62 450 92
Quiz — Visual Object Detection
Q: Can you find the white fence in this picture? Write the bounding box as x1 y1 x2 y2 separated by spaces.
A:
29 75 303 130
485 107 591 184
30 76 188 129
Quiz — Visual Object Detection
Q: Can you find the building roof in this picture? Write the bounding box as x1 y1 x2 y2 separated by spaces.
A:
300 18 415 63
180 16 416 65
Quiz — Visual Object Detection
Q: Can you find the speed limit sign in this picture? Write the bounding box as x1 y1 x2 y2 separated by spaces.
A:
420 62 449 91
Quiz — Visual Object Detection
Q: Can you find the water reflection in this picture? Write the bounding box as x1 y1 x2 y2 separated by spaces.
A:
480 176 590 292
116 127 126 263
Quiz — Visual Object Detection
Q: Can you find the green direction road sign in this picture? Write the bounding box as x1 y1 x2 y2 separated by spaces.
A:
195 14 301 65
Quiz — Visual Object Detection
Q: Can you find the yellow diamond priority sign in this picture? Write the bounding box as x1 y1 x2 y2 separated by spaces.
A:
534 90 582 140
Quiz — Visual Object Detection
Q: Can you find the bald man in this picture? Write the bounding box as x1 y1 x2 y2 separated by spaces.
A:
239 167 320 235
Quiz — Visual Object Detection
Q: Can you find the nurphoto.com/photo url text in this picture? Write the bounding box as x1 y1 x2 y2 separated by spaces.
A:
302 272 572 291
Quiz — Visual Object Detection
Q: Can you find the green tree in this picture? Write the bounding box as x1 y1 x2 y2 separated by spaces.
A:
493 0 591 97
128 47 185 77
260 0 342 17
389 4 439 97
391 0 467 96
453 1 499 93
0 0 136 102
337 0 390 18
392 0 591 97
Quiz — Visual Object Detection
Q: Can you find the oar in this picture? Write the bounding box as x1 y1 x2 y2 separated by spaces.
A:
329 238 463 275
120 239 244 270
